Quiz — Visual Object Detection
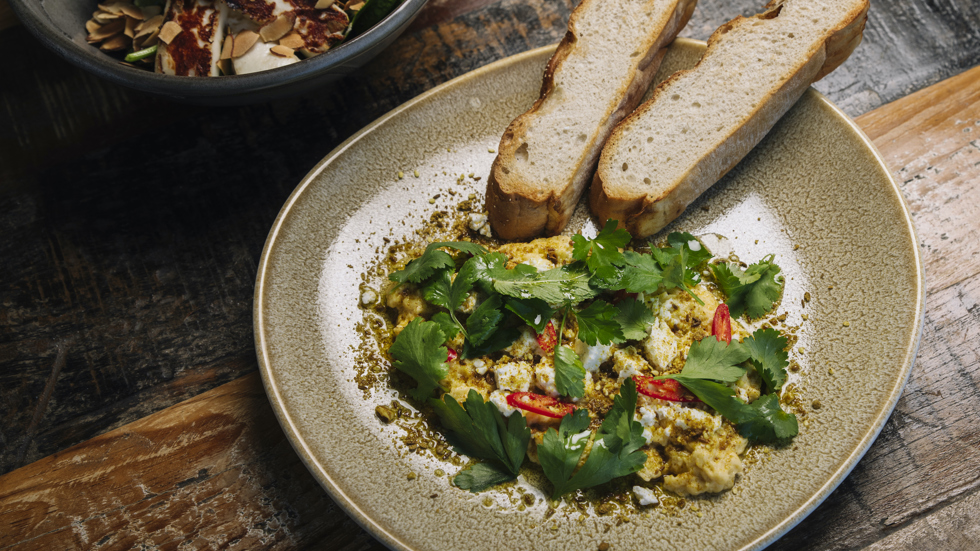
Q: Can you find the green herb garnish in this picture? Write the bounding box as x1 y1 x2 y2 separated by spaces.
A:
430 390 531 492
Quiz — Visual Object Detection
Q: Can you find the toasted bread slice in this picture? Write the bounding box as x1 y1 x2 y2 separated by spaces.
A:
485 0 698 241
591 0 869 237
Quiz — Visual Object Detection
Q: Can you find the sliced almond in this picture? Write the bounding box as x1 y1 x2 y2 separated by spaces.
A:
124 16 139 37
278 31 305 49
93 11 122 23
135 14 164 36
140 28 161 47
270 44 294 57
347 1 364 11
119 4 144 19
220 34 234 60
140 5 162 19
217 58 233 75
314 0 334 9
85 19 101 34
98 2 124 14
259 13 295 42
158 21 182 44
88 18 126 40
100 34 130 51
232 30 259 58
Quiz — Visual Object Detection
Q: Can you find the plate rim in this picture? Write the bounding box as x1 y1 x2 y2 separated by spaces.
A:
253 38 926 551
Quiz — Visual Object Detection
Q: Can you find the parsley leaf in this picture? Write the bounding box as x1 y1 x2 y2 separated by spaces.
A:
538 379 647 498
671 379 798 443
430 389 530 492
454 462 517 493
671 377 747 420
667 232 712 269
538 409 592 490
421 268 452 309
614 251 664 294
572 220 631 279
659 246 704 305
431 312 460 340
466 293 504 347
462 323 521 359
596 377 646 455
672 337 750 382
575 300 625 346
741 393 799 442
492 262 598 306
614 298 655 340
389 241 488 284
742 328 789 393
711 255 784 319
389 318 449 400
503 297 556 333
554 345 586 398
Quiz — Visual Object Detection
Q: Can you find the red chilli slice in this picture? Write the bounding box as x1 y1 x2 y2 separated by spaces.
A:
536 321 558 353
506 392 575 419
711 304 733 344
633 376 701 403
446 347 458 362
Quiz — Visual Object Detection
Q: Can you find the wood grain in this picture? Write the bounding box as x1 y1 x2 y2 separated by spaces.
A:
4 56 980 551
0 373 384 551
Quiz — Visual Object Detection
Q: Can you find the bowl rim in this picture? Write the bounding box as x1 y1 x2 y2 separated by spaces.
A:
8 0 429 98
252 39 926 551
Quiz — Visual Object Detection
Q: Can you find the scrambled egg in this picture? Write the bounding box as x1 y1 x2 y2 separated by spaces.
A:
386 236 763 498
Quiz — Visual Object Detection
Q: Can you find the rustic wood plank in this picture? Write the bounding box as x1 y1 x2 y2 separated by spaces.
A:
0 372 385 551
866 486 980 550
4 57 980 551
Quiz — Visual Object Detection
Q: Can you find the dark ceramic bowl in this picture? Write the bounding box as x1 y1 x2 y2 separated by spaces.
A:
8 0 428 104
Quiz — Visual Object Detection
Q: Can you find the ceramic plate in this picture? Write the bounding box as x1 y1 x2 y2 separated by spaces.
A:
254 39 924 551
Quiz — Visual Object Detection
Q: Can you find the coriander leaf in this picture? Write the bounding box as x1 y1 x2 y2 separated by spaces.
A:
744 393 799 441
551 439 647 498
742 328 789 393
503 297 556 333
466 293 504 347
389 242 487 284
667 232 712 269
430 389 530 476
492 263 597 306
538 409 592 492
659 246 703 304
614 298 655 340
421 268 452 309
575 300 625 346
431 311 460 340
671 379 798 443
711 255 784 319
390 318 448 400
572 219 631 279
615 251 663 294
554 345 586 398
675 337 750 382
671 377 748 421
542 379 646 498
462 323 522 359
454 462 516 493
598 378 645 455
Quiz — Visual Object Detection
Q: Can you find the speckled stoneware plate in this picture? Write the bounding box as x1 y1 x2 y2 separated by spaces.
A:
254 38 924 551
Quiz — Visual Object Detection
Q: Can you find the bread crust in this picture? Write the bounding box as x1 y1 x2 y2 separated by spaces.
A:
486 0 698 241
591 0 869 237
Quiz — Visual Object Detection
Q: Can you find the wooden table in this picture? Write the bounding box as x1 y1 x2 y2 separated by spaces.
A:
2 0 979 549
